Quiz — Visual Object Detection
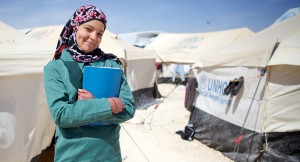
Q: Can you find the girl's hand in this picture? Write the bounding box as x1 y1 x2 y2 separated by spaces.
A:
78 89 94 100
109 98 125 114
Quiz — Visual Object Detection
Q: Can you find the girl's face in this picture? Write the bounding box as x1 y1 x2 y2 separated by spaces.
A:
76 20 105 53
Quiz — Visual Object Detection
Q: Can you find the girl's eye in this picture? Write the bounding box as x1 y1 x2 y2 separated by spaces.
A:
85 27 92 31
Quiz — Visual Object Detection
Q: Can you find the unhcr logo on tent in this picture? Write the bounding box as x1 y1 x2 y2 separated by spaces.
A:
0 40 17 44
166 36 203 55
197 73 231 105
28 29 55 40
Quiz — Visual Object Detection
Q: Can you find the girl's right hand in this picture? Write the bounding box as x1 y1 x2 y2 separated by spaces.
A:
109 98 125 114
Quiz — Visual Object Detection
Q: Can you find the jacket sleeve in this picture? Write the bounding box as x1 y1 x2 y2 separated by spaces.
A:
99 61 136 124
44 61 135 128
102 72 136 124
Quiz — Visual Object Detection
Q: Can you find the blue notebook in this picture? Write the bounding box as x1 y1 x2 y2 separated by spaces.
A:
83 66 123 126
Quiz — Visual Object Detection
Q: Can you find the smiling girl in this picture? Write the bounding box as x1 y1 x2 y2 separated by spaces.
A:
44 5 135 162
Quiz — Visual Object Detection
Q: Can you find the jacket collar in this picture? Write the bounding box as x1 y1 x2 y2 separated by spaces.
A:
60 49 85 69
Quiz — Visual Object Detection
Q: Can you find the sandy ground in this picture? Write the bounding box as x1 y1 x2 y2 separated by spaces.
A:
119 83 233 162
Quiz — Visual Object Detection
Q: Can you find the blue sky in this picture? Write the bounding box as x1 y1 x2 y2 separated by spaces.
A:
0 0 299 34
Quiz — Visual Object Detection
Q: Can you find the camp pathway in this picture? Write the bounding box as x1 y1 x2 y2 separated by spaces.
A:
120 83 233 162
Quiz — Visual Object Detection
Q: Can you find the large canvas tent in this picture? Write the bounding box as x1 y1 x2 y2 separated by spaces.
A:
27 26 159 108
144 28 254 81
0 22 55 162
118 31 161 48
146 28 254 64
272 7 300 26
189 15 300 161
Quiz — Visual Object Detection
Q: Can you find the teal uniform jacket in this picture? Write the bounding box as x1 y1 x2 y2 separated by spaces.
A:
44 49 136 162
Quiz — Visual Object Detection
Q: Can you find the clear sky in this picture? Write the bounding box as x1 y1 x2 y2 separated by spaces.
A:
0 0 299 34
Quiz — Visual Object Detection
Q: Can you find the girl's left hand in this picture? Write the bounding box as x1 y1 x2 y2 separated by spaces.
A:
78 89 94 100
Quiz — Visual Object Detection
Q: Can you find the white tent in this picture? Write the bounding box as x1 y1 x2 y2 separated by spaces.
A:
27 25 159 108
144 28 254 81
118 31 161 48
146 28 254 64
0 22 55 162
25 25 63 49
189 15 300 161
271 7 300 26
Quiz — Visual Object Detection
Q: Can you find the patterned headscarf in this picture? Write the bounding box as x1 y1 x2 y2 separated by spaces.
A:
54 5 121 64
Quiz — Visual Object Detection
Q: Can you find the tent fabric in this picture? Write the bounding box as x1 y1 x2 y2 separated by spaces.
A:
0 22 53 56
126 59 156 91
189 15 300 161
195 15 300 68
0 22 55 162
193 65 300 133
26 25 63 48
0 22 54 76
271 7 300 26
126 58 157 108
190 108 300 162
194 67 266 132
26 25 159 61
268 30 300 66
118 31 161 48
189 108 263 162
263 65 300 132
100 30 160 61
146 28 254 64
0 75 55 162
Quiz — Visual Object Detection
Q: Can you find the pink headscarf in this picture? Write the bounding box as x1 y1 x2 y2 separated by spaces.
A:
54 5 121 64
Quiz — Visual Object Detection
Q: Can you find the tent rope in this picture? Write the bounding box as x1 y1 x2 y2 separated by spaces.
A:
139 104 159 130
147 104 159 125
233 74 263 153
120 104 160 162
121 124 150 162
120 82 179 162
232 42 280 156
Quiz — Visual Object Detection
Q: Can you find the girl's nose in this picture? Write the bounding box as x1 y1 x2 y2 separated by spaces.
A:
90 32 97 40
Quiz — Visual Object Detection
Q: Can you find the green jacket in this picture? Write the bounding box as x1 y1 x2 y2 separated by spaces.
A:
44 49 135 162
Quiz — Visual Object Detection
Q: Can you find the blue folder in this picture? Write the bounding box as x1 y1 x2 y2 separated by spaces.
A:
83 66 123 126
